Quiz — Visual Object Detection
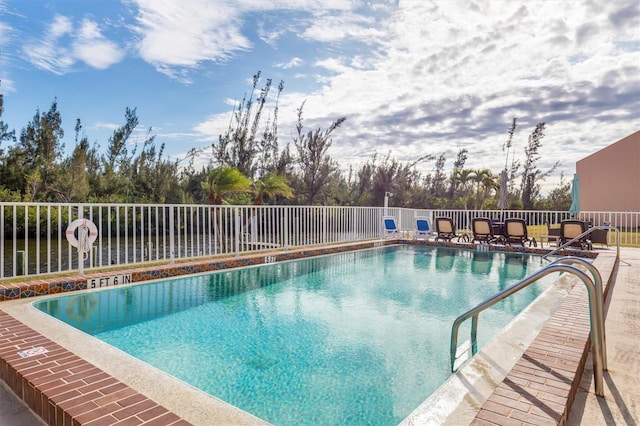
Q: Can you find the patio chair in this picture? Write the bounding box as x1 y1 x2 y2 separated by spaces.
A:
504 218 537 247
434 217 461 242
383 216 400 238
560 220 592 250
590 222 610 248
471 218 496 244
414 216 433 240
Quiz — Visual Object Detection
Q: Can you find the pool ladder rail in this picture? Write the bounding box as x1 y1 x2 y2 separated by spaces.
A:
449 257 608 397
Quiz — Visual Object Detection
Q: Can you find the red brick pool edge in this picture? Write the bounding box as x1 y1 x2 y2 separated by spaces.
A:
0 310 190 425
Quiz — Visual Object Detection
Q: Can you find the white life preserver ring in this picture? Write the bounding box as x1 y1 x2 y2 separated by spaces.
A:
66 218 98 250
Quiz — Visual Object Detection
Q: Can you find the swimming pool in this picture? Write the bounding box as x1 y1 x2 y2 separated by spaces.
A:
35 245 552 426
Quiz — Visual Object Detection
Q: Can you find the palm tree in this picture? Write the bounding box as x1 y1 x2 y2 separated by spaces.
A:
472 168 493 209
452 168 475 210
253 172 293 205
201 166 252 205
201 166 252 251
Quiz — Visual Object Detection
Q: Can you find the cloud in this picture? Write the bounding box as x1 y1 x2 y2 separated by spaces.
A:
72 19 125 69
279 0 639 192
128 0 385 81
23 14 124 74
276 57 304 69
300 12 384 43
23 15 75 74
131 0 251 71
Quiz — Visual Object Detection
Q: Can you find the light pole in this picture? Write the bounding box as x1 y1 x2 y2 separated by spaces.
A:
384 191 393 215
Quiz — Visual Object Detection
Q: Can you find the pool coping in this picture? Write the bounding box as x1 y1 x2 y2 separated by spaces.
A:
0 239 614 425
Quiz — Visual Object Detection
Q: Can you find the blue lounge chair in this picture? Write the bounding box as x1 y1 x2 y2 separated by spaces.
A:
414 216 433 240
383 216 400 238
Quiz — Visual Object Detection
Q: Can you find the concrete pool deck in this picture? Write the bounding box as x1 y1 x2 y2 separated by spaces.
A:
0 242 637 425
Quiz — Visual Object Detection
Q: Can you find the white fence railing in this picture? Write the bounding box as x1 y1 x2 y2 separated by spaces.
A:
1 202 638 279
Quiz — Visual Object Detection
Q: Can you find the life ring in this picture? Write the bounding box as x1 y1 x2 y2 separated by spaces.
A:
66 218 98 251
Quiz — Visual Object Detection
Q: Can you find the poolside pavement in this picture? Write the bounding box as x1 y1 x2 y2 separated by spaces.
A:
567 247 640 425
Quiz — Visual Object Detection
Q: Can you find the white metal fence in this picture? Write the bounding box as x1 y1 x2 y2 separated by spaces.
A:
1 202 639 279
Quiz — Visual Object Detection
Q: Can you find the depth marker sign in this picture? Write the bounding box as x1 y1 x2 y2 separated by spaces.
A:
88 273 132 288
18 347 48 358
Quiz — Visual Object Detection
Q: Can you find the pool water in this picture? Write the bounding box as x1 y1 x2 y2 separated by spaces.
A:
35 246 552 426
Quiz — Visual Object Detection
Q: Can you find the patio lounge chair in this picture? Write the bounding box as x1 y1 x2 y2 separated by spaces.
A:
414 216 433 240
471 218 496 244
383 216 400 238
504 218 537 247
590 222 610 248
560 220 592 250
434 217 461 242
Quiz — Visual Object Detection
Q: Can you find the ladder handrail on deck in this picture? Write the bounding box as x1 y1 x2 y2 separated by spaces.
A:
449 257 607 397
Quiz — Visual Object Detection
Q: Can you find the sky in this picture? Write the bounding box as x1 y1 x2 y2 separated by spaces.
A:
1 0 639 195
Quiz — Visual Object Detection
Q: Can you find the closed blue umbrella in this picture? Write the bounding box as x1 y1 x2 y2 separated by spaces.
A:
569 174 580 217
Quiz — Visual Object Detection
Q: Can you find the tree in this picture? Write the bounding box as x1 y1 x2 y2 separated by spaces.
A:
292 101 346 204
16 99 65 200
430 153 448 199
99 107 141 202
253 172 293 205
215 72 284 179
447 148 468 199
472 168 495 209
0 92 15 156
537 174 571 211
452 168 475 210
0 91 17 192
201 166 252 205
54 119 90 202
520 123 558 209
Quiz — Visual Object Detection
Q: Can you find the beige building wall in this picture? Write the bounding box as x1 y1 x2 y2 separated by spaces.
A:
576 130 640 212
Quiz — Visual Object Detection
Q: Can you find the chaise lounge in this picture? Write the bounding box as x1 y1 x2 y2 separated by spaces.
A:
434 217 461 242
504 218 537 247
560 219 592 250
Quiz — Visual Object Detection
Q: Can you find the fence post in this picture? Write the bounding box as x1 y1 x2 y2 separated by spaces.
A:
234 206 240 257
92 246 98 267
17 250 25 275
169 206 175 264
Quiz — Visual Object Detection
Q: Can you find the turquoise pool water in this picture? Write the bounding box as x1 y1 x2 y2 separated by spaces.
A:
35 246 551 426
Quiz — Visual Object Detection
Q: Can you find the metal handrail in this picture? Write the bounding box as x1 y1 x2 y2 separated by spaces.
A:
543 225 620 260
449 257 606 397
